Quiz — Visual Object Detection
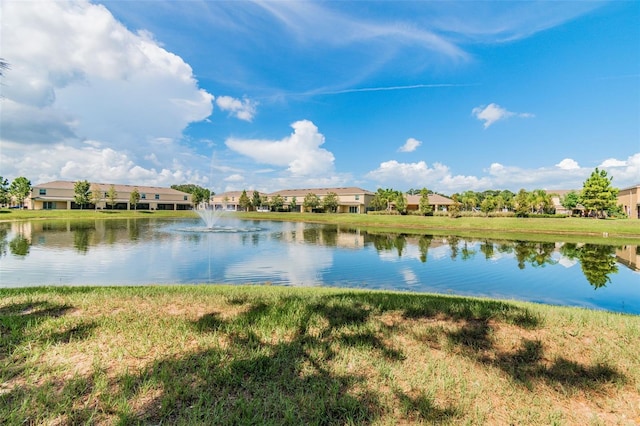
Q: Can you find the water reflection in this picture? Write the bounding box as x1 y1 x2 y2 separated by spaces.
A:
364 231 631 290
0 218 637 313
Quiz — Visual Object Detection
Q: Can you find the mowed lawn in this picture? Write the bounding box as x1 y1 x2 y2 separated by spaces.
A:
1 286 638 425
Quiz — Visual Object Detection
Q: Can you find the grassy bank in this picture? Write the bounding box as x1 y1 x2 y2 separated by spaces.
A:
0 209 197 222
1 285 638 425
2 209 639 242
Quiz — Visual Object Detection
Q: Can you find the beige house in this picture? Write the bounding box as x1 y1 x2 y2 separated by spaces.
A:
404 194 454 213
213 187 374 213
546 190 584 216
618 184 640 219
29 181 192 210
269 187 375 213
211 190 267 211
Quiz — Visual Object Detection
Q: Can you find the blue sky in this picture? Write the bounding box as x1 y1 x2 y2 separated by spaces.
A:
1 0 638 195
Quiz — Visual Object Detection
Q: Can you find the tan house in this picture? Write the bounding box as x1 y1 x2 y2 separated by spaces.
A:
404 194 454 213
269 187 375 213
618 184 640 219
212 187 373 213
29 181 192 210
211 190 267 211
546 190 584 216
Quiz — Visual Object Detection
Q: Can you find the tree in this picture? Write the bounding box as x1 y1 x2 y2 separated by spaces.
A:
9 177 31 208
460 191 478 212
106 184 118 209
394 192 407 214
448 194 461 218
581 168 618 218
251 190 262 211
369 191 387 211
513 189 531 217
480 195 497 214
270 194 285 212
289 196 297 212
499 190 515 211
418 188 433 216
90 184 103 210
561 191 581 216
303 193 320 212
239 190 251 212
129 187 141 210
529 189 553 214
171 184 211 207
0 176 9 206
73 180 91 209
322 192 339 213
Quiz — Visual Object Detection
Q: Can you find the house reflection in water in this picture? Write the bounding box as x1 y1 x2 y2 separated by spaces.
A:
616 245 640 272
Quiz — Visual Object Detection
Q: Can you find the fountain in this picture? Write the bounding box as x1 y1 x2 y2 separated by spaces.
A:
185 202 261 233
195 203 223 229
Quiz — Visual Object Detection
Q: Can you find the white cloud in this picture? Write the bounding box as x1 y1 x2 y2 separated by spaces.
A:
472 103 534 128
599 153 640 186
600 158 627 168
398 137 422 153
365 153 640 193
0 0 213 182
216 96 258 121
225 120 335 177
0 143 209 187
224 174 245 182
556 158 580 170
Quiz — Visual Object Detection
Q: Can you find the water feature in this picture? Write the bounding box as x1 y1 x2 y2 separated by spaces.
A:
189 204 261 233
195 203 222 228
0 218 638 314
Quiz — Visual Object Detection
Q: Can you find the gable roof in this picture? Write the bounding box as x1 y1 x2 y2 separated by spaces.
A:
269 187 374 197
405 194 454 205
33 180 190 196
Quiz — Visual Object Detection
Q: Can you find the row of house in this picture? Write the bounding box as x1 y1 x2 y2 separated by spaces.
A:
28 181 193 211
24 181 640 218
211 187 455 214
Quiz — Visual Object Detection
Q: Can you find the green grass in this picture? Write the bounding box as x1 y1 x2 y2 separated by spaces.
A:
1 285 638 425
0 208 197 222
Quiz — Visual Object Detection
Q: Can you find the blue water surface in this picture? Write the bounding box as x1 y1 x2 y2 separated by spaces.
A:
0 217 638 315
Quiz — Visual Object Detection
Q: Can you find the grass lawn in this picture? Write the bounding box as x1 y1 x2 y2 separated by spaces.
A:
1 286 638 425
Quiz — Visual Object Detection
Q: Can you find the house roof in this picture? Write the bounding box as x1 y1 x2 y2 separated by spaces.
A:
33 180 191 196
269 187 374 197
405 194 454 205
212 190 263 200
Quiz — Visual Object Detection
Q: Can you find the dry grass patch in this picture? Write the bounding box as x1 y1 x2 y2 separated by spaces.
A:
1 286 638 425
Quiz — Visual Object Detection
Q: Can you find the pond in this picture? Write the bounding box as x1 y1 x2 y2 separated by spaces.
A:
0 217 638 315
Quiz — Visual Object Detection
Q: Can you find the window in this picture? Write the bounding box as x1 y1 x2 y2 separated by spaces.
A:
44 201 54 209
155 194 160 200
355 195 360 200
141 193 146 199
183 195 188 201
349 206 358 213
39 189 46 195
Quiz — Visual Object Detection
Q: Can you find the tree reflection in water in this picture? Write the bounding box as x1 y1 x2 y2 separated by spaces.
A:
0 219 632 292
364 231 624 290
560 243 619 289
